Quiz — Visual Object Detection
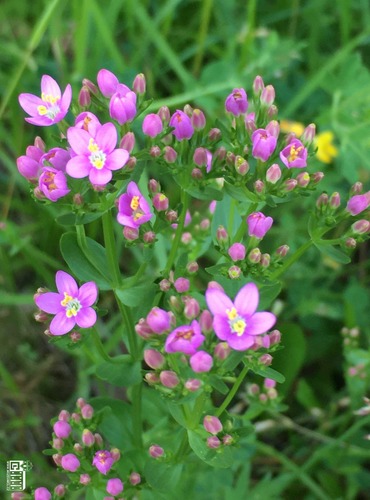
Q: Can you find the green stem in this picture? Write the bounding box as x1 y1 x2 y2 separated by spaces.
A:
216 364 249 417
114 293 139 361
175 430 191 462
102 209 122 288
270 240 314 281
163 189 190 275
131 383 143 449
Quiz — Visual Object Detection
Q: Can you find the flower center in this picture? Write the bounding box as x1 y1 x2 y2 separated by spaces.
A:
42 171 57 190
130 196 144 221
175 328 193 341
226 307 246 336
88 138 106 169
61 292 81 318
288 145 303 162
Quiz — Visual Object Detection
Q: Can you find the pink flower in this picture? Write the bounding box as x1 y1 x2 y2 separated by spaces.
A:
251 128 277 162
61 453 80 472
97 69 120 97
53 420 71 438
169 110 194 141
225 88 248 116
247 212 273 239
34 271 98 335
17 143 44 181
146 307 171 333
346 193 370 215
92 450 114 475
228 243 246 261
18 75 72 126
142 113 163 137
66 123 129 186
205 282 276 351
109 85 137 125
74 112 102 136
165 320 205 355
117 181 153 229
38 167 70 201
280 139 308 168
34 487 51 500
106 478 124 496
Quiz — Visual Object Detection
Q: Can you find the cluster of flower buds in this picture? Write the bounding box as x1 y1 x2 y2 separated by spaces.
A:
19 398 142 499
247 377 280 405
203 415 233 449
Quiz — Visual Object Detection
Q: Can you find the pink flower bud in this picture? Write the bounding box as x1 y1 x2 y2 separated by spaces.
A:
264 378 276 389
225 88 248 116
135 318 153 339
82 429 95 447
34 487 51 500
166 209 178 222
149 444 164 458
183 104 193 117
191 109 206 130
208 128 221 141
316 193 329 209
148 178 161 193
126 156 137 170
259 354 273 366
203 415 223 434
174 277 190 293
266 163 281 184
214 342 231 360
81 404 94 419
73 443 84 454
269 329 282 344
228 242 246 261
145 372 160 385
54 484 66 497
248 247 262 263
216 225 228 244
302 123 316 144
53 421 71 439
234 156 249 175
248 383 260 395
260 85 275 106
185 378 202 391
284 179 297 192
193 147 208 167
53 438 64 450
329 192 341 209
78 85 91 107
150 145 161 157
160 370 179 388
350 181 363 195
106 478 124 496
133 73 146 94
226 151 236 167
214 146 226 161
110 447 121 462
312 171 324 183
123 226 139 240
253 75 265 95
130 472 141 485
80 473 91 485
260 253 270 268
159 279 171 292
52 454 62 467
120 131 135 153
254 180 265 193
223 434 233 446
247 212 273 239
61 453 80 472
143 231 156 244
266 120 279 138
228 265 241 279
184 297 200 319
144 349 165 369
352 219 370 234
346 193 370 215
190 351 213 372
94 433 104 447
207 436 221 448
153 193 169 211
297 172 310 188
199 309 213 333
146 307 171 333
11 493 27 500
268 104 278 117
187 261 199 273
169 110 194 141
143 113 163 138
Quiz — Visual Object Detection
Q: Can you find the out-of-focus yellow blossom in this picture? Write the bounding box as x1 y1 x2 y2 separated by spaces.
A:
314 131 338 164
280 120 305 137
280 120 338 164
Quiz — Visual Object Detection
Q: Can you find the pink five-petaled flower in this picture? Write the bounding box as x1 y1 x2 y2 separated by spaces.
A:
169 110 194 141
117 181 153 229
66 122 129 186
34 271 98 336
251 128 277 162
280 139 308 168
92 450 114 475
38 167 70 201
205 282 276 351
18 75 72 126
247 212 273 239
165 320 205 355
225 88 248 116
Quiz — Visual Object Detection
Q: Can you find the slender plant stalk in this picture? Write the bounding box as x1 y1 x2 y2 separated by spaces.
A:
216 364 249 417
270 240 313 281
102 209 122 288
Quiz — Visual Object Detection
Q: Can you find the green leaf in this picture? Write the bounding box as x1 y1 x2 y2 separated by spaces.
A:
253 366 286 384
144 460 183 492
167 401 188 428
222 351 246 372
259 282 282 309
187 429 234 468
95 356 141 387
223 183 259 203
208 375 230 395
115 283 157 307
89 397 133 449
60 232 112 290
296 378 320 410
56 211 104 226
186 185 224 201
314 242 351 264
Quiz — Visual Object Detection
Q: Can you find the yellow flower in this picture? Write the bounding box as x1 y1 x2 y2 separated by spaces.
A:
314 131 338 164
280 120 305 137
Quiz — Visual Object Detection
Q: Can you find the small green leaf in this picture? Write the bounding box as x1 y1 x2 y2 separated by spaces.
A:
56 211 104 226
315 242 351 264
95 356 141 387
116 283 157 307
209 375 230 395
186 185 224 201
253 366 286 384
144 460 183 492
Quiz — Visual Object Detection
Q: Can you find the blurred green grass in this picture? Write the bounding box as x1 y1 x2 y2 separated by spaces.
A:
1 0 370 496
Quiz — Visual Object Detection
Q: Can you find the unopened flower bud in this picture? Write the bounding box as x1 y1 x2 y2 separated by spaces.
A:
276 245 289 258
159 278 171 292
268 105 278 117
266 120 279 138
208 128 221 141
82 78 98 95
329 192 341 209
82 429 95 447
269 329 281 345
76 397 86 409
351 219 370 234
184 297 200 319
153 193 169 212
149 444 164 458
61 453 80 472
71 412 80 423
214 146 226 161
190 351 213 372
235 156 249 175
123 226 139 241
150 145 161 157
160 370 179 388
73 443 84 454
53 420 72 439
199 309 213 333
316 193 329 209
144 349 165 369
145 372 160 385
78 85 91 107
223 434 233 446
350 181 363 195
130 472 141 485
226 151 236 167
260 253 270 268
191 109 206 130
254 180 265 193
228 242 246 261
284 179 297 192
174 277 190 293
143 231 156 244
187 261 199 274
53 438 64 450
166 209 178 222
207 436 221 449
203 415 223 435
266 163 281 184
185 378 202 391
81 403 94 419
228 265 241 279
261 85 275 106
147 307 171 334
133 73 146 95
93 433 103 447
110 447 121 462
59 410 70 421
126 156 137 170
260 354 273 366
191 167 203 180
214 342 231 360
302 123 316 144
53 454 62 466
248 247 261 263
80 473 91 485
120 131 135 153
34 310 48 322
297 172 310 188
216 225 228 244
253 75 265 95
312 171 324 184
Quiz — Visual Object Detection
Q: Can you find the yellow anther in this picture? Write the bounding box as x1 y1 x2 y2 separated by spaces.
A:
226 308 238 320
130 196 140 211
37 105 48 116
88 138 99 153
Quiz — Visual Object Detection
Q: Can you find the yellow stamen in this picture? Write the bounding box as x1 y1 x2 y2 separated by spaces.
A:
226 308 238 320
130 196 140 211
288 145 303 162
37 105 48 116
61 292 81 317
88 138 99 153
41 92 59 104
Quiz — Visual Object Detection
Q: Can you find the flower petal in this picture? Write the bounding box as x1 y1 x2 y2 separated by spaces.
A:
66 156 91 178
41 75 61 99
18 93 45 116
97 69 119 97
226 333 255 351
75 307 97 328
234 282 259 317
60 84 72 113
55 270 78 296
49 311 75 335
35 292 63 314
205 288 233 316
247 312 276 335
105 149 129 171
67 127 90 155
96 122 117 153
78 282 98 307
212 315 231 341
88 167 112 186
